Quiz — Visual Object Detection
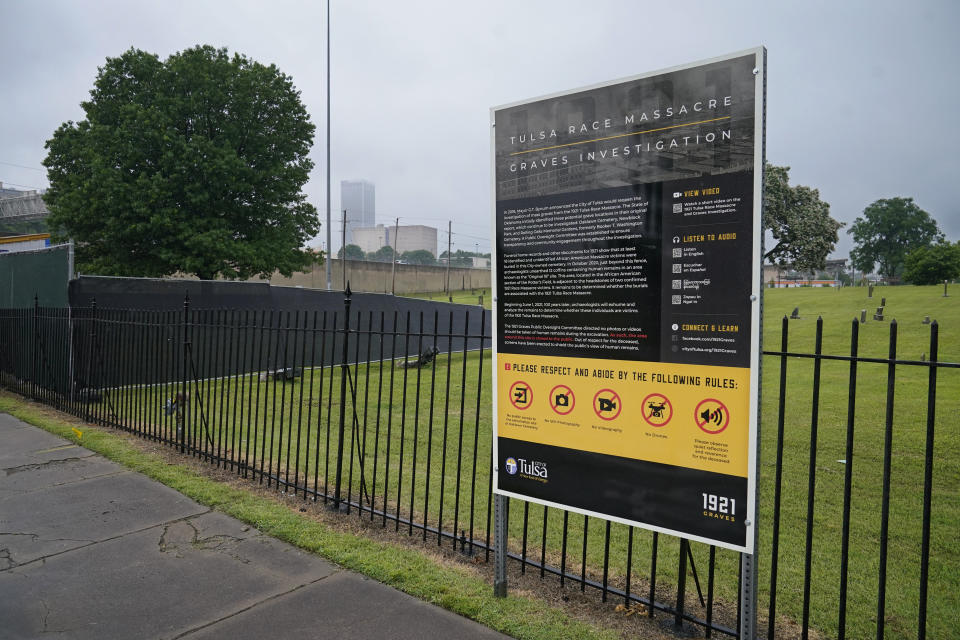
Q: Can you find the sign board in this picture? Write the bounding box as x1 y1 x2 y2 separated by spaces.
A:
491 48 765 553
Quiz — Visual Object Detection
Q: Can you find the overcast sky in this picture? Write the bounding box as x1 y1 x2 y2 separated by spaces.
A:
1 0 957 259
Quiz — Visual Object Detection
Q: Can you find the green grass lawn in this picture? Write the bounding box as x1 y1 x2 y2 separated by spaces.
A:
402 289 491 309
756 284 959 640
81 284 960 638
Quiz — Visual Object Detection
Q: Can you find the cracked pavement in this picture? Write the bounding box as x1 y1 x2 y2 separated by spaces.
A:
0 413 508 639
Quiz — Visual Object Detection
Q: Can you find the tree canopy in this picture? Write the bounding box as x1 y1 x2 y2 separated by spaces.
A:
43 45 320 280
401 249 436 265
903 241 960 285
440 249 486 267
367 245 396 263
848 197 942 279
338 244 365 260
763 164 843 272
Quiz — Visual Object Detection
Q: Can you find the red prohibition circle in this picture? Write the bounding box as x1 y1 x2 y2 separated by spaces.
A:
549 385 576 415
509 380 533 411
695 398 730 434
641 392 673 427
592 388 622 421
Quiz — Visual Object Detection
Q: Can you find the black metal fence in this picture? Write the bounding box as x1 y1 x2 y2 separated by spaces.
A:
1 297 956 640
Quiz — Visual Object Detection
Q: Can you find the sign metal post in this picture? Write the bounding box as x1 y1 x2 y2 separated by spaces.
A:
494 493 509 597
490 49 766 622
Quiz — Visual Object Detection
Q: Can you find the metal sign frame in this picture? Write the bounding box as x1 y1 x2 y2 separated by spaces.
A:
490 47 766 555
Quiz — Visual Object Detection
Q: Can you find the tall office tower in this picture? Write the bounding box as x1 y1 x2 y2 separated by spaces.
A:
340 180 376 245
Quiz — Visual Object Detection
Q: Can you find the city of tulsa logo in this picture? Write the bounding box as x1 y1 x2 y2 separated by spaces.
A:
505 457 549 480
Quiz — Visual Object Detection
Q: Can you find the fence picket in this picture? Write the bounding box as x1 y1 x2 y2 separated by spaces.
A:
1 302 956 640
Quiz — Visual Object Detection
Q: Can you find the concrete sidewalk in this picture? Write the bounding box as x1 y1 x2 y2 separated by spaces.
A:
0 413 509 639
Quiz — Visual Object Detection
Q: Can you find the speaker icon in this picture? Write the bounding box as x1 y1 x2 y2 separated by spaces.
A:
695 399 730 434
699 408 724 426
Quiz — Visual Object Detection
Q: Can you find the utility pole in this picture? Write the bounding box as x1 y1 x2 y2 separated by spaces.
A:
446 221 452 294
342 209 347 291
391 217 399 295
324 0 333 291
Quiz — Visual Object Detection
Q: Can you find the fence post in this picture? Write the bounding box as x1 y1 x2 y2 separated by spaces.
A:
179 293 190 453
83 298 96 424
333 282 352 510
67 302 75 408
675 538 689 630
31 294 39 401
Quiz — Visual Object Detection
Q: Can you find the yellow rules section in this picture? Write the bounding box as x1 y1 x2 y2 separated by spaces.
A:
498 354 750 477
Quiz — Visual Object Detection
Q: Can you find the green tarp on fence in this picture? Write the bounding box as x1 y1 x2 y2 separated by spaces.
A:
0 244 71 307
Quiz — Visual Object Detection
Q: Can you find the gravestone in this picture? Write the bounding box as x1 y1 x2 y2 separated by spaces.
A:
922 315 931 325
860 309 867 324
874 306 885 321
790 307 800 320
869 284 874 297
881 297 886 307
945 280 949 298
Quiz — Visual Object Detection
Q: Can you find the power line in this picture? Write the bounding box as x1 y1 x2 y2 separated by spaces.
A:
399 214 489 230
0 160 46 172
450 231 490 242
0 179 47 191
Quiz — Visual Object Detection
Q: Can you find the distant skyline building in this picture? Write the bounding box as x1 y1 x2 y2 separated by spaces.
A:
340 179 375 245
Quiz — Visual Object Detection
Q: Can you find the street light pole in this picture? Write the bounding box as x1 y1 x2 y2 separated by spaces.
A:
324 0 333 291
391 217 399 295
446 220 451 294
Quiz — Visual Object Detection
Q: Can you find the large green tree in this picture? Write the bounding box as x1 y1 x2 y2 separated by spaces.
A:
367 245 396 263
763 164 843 272
43 46 320 280
902 241 960 285
401 249 436 265
439 249 479 267
337 244 365 260
848 197 942 279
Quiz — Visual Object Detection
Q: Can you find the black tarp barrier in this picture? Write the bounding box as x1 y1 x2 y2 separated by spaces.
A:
67 276 491 387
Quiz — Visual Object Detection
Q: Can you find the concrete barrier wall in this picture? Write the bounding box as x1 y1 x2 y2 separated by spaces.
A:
269 260 490 294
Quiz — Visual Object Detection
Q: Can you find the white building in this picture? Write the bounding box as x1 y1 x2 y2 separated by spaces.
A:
352 225 390 255
353 223 437 257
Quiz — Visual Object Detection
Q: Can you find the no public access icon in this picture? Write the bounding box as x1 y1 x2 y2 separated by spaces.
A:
509 380 533 410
